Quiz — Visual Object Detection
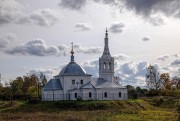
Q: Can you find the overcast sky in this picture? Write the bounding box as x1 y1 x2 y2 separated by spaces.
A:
0 0 180 86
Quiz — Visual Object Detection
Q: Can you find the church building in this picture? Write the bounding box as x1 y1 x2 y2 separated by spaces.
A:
42 30 127 101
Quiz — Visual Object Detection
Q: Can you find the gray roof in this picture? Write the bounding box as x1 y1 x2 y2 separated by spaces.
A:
42 79 63 91
91 78 126 89
70 78 126 91
59 62 91 76
79 82 95 89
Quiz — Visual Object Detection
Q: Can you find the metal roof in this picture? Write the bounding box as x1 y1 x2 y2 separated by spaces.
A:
42 79 63 91
91 78 126 89
59 62 91 76
79 82 95 89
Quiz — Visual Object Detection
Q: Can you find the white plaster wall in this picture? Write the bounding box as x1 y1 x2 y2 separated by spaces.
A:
62 75 91 100
96 88 127 100
81 89 96 100
42 90 63 101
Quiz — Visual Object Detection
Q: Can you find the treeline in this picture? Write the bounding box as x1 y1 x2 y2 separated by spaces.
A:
126 65 180 99
0 74 47 101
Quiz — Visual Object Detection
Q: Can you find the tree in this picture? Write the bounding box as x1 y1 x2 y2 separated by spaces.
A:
146 65 162 90
40 72 47 87
171 76 180 89
160 73 171 90
126 85 137 99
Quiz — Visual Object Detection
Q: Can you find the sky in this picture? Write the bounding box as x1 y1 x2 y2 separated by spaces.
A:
0 0 180 86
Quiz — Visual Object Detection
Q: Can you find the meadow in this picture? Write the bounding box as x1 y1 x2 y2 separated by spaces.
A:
0 97 179 121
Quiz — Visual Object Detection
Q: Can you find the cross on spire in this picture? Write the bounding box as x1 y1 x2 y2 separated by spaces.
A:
71 42 74 55
70 42 75 62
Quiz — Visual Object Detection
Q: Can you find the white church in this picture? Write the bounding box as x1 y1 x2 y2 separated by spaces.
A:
42 30 127 101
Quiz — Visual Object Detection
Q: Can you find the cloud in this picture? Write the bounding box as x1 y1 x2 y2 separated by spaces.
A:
157 53 179 61
73 44 102 54
109 22 125 33
120 0 180 25
5 39 61 56
142 36 150 41
121 0 180 17
26 53 179 86
0 0 59 26
29 9 59 27
75 23 92 31
4 39 102 56
171 59 180 66
0 33 18 51
59 0 86 10
81 59 99 77
0 0 23 25
114 54 130 61
27 67 60 80
93 0 180 25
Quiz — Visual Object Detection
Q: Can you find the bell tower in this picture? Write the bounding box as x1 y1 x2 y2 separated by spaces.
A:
99 28 114 82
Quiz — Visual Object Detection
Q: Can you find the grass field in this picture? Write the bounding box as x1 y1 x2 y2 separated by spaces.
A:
0 97 179 121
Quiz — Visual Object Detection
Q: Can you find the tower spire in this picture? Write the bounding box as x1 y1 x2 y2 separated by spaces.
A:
105 27 108 38
102 28 110 56
70 42 75 62
99 29 114 82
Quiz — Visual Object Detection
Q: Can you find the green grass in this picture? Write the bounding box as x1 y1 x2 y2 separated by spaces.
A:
0 98 179 121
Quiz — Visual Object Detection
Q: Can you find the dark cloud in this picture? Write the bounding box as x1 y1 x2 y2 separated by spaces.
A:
59 0 86 10
0 33 18 51
5 39 101 56
5 39 60 56
122 0 179 17
142 36 150 41
94 0 180 25
121 0 180 25
109 22 125 33
75 23 92 31
0 0 59 26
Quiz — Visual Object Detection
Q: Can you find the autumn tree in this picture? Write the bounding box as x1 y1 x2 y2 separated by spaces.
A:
160 73 171 90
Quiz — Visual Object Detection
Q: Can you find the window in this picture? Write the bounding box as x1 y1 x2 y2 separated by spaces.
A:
75 93 77 98
119 92 121 97
72 80 75 85
89 92 92 98
103 62 106 69
104 92 107 97
80 80 83 84
109 62 111 70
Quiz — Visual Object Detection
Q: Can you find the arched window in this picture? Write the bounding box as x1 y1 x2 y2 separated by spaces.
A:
72 80 75 85
103 62 106 69
109 62 111 70
99 62 101 70
80 80 83 84
89 92 92 98
75 93 77 98
119 92 121 97
104 92 107 97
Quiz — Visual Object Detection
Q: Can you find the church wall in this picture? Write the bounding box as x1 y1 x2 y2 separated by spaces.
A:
81 89 96 100
42 90 63 101
95 88 128 100
62 76 91 100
